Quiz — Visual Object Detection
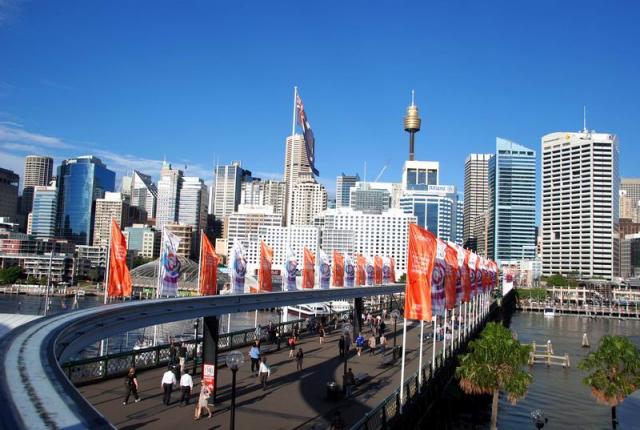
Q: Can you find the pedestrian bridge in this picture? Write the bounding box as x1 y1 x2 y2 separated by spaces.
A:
0 285 404 430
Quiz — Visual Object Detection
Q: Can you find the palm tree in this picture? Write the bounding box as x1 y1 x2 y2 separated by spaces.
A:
578 335 640 429
456 322 532 430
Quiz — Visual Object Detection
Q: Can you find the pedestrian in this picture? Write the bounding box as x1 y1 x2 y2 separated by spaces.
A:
379 334 387 355
344 368 355 398
379 320 386 334
161 366 177 405
179 371 193 406
258 357 271 390
319 324 325 345
296 347 304 371
330 411 347 430
344 332 352 353
275 329 281 350
248 342 261 374
355 333 365 356
338 335 345 357
178 342 187 374
194 384 212 420
368 334 376 355
123 367 140 405
288 336 296 358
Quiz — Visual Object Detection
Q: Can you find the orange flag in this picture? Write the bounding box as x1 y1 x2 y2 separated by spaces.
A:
356 255 366 286
444 243 458 310
259 241 273 292
302 247 315 289
374 256 383 285
199 232 218 295
462 249 472 302
389 257 396 283
332 251 344 287
405 224 437 321
108 219 132 297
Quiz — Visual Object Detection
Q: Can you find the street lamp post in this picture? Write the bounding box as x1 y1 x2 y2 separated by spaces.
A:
390 309 400 358
192 319 199 376
342 322 352 377
226 350 245 430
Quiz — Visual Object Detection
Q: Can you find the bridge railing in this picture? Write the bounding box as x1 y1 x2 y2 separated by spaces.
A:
62 305 388 385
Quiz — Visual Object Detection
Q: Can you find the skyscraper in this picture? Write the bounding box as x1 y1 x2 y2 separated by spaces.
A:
0 167 19 220
487 138 536 262
291 180 328 225
130 170 157 220
620 178 640 223
284 134 313 225
241 179 287 216
21 155 53 215
213 162 247 219
31 185 57 239
542 131 619 280
336 173 359 208
179 176 208 257
93 192 130 247
350 182 391 214
463 154 492 247
156 162 183 231
56 156 115 245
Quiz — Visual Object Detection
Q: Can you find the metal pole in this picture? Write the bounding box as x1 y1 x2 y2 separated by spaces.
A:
44 245 54 316
432 315 437 370
286 86 298 227
230 368 237 430
418 320 424 391
443 308 448 361
451 307 456 354
398 317 408 412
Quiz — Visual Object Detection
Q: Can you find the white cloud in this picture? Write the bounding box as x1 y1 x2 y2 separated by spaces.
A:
0 0 22 27
0 123 71 149
2 142 38 152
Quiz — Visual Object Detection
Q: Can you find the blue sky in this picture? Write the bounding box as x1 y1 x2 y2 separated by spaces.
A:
1 1 639 201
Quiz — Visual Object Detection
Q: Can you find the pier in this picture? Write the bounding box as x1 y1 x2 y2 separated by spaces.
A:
527 341 570 368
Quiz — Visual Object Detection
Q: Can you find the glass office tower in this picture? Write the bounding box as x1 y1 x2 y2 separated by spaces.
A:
56 156 115 245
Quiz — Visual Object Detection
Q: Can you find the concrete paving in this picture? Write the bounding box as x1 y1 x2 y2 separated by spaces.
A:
80 318 448 429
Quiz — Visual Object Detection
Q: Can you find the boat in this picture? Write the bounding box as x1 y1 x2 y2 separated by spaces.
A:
543 306 555 317
287 303 331 318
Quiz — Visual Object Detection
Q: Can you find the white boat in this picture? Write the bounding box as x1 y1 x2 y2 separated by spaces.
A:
328 300 352 313
543 306 555 317
287 303 330 318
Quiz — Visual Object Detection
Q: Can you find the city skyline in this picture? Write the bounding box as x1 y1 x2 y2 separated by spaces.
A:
1 2 639 202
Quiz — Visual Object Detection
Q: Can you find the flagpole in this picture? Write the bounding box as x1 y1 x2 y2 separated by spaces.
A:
197 229 203 296
443 308 448 361
451 307 456 355
399 316 408 412
103 219 112 305
287 86 298 227
432 315 437 370
418 320 424 392
153 227 164 346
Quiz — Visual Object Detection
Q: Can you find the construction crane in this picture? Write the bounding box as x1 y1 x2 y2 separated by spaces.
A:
374 160 390 182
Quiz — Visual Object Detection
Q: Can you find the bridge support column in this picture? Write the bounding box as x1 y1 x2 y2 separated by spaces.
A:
202 316 220 403
354 297 364 335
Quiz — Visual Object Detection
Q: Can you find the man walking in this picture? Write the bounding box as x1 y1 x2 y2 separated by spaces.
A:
338 335 345 358
161 366 177 405
248 342 261 374
179 371 193 406
344 368 355 398
258 357 271 390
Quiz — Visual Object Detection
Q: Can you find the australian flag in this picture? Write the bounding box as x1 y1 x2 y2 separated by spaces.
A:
295 94 320 176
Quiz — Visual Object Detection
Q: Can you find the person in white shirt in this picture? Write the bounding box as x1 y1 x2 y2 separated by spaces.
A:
180 372 194 405
258 357 271 390
161 368 177 405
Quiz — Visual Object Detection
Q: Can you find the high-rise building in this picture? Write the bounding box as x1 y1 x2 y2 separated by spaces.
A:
541 131 619 280
620 233 640 279
156 162 183 231
224 204 283 263
621 178 640 204
123 224 160 259
213 162 248 218
402 160 439 190
349 182 391 214
93 192 130 247
472 209 491 257
620 178 640 223
336 174 360 208
74 245 107 279
456 197 464 246
21 155 53 215
284 134 314 225
31 185 57 239
463 154 492 247
130 170 157 221
291 180 328 225
56 156 115 245
164 223 193 259
179 176 208 257
241 179 287 216
487 138 536 262
0 167 20 220
315 207 416 275
248 225 320 271
399 185 460 243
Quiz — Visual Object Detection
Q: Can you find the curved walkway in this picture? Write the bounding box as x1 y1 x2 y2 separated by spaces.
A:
80 319 435 429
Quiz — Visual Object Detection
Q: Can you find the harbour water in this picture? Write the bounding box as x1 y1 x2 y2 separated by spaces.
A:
494 312 640 429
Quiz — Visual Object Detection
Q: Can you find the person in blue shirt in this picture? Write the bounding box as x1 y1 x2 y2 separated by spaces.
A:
248 341 261 374
355 333 365 356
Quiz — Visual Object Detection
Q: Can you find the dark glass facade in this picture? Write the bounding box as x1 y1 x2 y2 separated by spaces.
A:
56 157 115 245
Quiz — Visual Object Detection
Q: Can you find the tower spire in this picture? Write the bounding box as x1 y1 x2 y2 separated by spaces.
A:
583 106 587 133
404 90 421 161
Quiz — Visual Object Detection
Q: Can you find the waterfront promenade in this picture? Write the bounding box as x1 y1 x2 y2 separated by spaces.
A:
80 319 433 429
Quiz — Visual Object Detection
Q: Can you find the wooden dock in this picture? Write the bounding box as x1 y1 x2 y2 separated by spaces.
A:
518 301 640 319
527 341 570 367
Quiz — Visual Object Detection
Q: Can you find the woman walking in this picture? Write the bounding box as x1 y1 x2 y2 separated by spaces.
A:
194 384 212 420
123 368 140 405
296 348 304 371
288 336 296 358
319 325 326 345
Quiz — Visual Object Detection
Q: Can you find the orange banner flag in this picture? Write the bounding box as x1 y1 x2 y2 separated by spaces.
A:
444 242 458 310
199 232 218 295
259 241 273 292
108 219 132 297
302 247 315 289
405 224 437 321
374 256 383 285
332 251 344 287
390 257 396 283
356 255 366 286
462 249 471 302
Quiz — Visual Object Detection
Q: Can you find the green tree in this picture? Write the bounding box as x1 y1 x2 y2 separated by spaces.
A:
578 335 640 429
0 266 23 285
456 322 532 430
398 273 407 282
132 255 151 268
546 274 568 287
